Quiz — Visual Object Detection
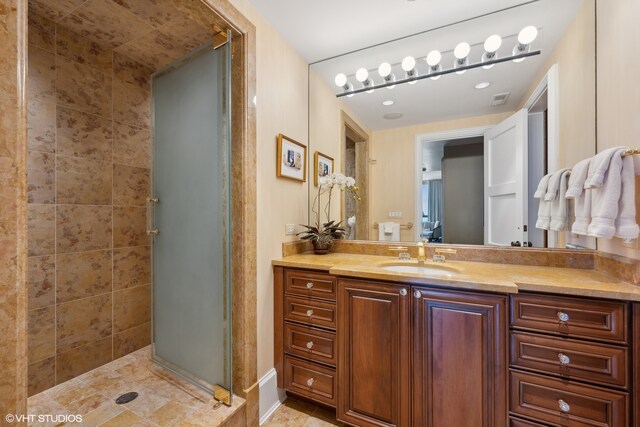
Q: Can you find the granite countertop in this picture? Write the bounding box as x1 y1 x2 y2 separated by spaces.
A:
272 253 640 301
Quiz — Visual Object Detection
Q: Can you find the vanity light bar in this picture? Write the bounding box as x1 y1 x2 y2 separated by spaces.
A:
335 50 541 98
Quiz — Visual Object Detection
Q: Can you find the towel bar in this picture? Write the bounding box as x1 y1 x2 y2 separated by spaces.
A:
373 222 413 230
565 148 639 176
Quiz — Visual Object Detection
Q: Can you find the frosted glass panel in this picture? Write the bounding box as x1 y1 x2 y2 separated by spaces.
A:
151 45 231 392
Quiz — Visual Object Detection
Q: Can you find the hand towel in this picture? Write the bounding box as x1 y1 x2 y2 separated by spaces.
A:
614 154 640 240
584 146 626 188
378 222 400 241
550 170 571 231
534 174 551 199
571 189 591 235
534 174 551 230
566 158 590 199
545 169 571 201
588 149 625 238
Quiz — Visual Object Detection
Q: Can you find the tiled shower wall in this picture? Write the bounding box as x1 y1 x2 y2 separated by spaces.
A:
26 11 153 395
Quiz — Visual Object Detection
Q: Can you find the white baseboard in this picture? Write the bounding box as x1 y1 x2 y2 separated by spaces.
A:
258 368 287 425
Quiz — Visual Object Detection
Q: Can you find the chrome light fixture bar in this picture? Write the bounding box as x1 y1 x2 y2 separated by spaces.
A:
335 49 540 98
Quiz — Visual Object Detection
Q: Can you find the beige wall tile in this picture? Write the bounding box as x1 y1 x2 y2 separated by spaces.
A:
113 164 150 206
56 293 112 353
159 14 215 52
28 11 55 53
113 78 151 128
28 46 56 103
56 56 112 118
56 337 113 383
28 356 56 397
28 306 56 362
56 155 112 205
28 204 56 256
56 250 112 304
56 205 112 253
28 255 55 310
56 107 113 161
56 25 113 74
114 30 185 70
28 0 87 22
113 53 152 88
27 151 55 204
27 100 56 153
111 0 182 28
113 207 149 248
113 122 150 168
113 322 151 359
113 285 151 332
113 246 151 290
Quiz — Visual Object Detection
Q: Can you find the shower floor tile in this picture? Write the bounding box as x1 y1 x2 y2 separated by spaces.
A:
27 346 244 426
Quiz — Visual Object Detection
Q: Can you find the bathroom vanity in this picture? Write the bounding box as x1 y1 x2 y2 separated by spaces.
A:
273 251 640 427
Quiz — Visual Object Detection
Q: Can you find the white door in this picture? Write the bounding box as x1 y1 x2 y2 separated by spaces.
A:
484 109 528 246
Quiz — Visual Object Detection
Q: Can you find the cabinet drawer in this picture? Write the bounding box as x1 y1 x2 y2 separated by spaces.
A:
284 322 336 366
510 294 628 344
284 295 337 330
284 356 336 407
509 417 548 427
285 269 336 301
511 332 628 388
509 370 628 426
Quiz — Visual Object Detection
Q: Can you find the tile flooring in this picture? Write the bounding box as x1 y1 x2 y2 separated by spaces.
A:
262 398 343 427
27 346 244 426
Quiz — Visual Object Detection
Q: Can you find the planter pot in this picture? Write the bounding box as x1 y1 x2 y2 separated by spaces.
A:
312 238 333 255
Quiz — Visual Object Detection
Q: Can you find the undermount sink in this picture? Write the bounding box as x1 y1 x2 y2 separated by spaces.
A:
380 262 459 276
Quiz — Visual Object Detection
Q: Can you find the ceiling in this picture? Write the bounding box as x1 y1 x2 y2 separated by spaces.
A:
248 0 588 131
247 0 537 63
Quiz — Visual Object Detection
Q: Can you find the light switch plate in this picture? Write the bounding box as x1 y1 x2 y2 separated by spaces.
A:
285 224 297 235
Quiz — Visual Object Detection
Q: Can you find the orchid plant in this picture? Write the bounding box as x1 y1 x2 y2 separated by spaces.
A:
298 173 360 253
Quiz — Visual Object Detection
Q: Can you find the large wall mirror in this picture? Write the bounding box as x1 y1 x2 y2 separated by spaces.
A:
308 0 597 249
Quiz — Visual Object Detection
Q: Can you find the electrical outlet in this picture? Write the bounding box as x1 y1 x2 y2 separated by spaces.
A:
285 224 297 235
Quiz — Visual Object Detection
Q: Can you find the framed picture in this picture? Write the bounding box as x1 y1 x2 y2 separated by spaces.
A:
314 151 334 186
276 133 307 182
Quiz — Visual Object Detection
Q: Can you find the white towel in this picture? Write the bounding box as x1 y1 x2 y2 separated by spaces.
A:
588 149 625 238
545 168 571 201
584 146 626 188
534 174 551 230
566 158 590 199
378 222 400 241
550 170 571 231
615 155 640 240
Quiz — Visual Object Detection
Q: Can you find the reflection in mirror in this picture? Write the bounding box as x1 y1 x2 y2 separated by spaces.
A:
308 0 596 248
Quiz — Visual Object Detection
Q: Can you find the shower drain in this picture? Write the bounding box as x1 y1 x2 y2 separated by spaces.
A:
115 392 139 404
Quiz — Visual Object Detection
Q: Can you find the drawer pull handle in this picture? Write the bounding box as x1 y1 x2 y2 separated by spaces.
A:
306 378 314 387
558 399 570 413
306 282 314 289
306 341 314 349
306 309 314 317
558 353 570 365
557 311 570 322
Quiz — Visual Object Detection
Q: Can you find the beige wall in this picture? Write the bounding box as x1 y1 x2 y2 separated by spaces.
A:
596 0 640 260
228 0 310 378
370 113 511 241
520 0 596 170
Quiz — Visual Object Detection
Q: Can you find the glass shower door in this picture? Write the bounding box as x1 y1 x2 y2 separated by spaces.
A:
150 41 232 399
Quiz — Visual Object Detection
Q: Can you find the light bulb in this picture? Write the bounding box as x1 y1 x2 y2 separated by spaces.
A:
426 50 441 67
334 73 347 87
518 26 538 45
378 62 392 77
484 35 502 53
355 68 369 83
401 56 416 72
454 42 470 59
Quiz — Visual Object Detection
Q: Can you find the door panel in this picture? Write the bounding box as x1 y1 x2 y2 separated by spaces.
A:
484 109 528 246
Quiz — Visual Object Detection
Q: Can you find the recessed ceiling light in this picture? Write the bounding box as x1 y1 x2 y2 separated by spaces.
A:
382 100 394 106
475 82 491 89
383 112 403 120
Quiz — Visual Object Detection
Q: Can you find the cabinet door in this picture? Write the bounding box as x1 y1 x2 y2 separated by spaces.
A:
338 279 411 427
413 288 507 427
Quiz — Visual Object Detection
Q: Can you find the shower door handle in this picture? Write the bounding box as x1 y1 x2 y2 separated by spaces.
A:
147 229 160 236
147 197 159 205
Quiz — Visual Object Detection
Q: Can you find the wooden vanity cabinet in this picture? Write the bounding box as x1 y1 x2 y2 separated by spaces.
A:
412 288 508 427
337 279 412 427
